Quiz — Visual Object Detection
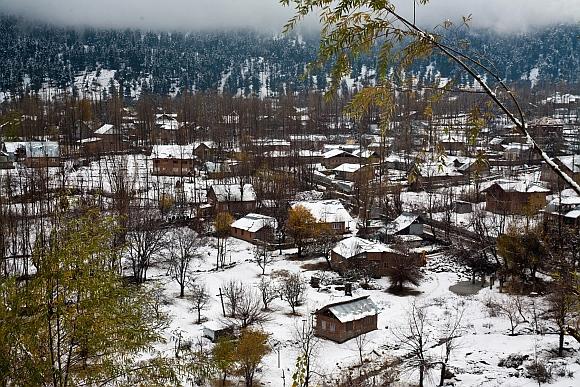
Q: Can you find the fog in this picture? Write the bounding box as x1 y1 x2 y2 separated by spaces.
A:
0 0 578 33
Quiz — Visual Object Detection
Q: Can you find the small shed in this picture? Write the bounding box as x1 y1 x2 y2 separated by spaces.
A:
454 200 473 214
202 321 234 343
314 296 379 343
387 212 424 236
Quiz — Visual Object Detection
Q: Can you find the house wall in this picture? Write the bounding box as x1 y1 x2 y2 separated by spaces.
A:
153 158 195 176
323 155 359 169
314 313 377 343
230 227 257 243
331 251 406 277
24 157 61 168
485 189 547 214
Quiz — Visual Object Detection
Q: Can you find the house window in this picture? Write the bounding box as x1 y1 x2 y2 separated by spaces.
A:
332 223 341 230
329 323 335 332
346 321 353 331
321 320 326 330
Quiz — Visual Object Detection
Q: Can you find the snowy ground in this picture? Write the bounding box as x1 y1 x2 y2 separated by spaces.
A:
143 235 580 386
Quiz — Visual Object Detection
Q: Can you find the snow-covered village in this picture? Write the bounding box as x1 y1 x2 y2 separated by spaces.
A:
0 1 579 386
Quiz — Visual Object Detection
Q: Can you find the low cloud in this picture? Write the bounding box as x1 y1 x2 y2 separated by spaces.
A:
0 0 578 33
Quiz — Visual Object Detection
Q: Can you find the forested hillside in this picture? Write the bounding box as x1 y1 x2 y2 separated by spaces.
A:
0 16 578 99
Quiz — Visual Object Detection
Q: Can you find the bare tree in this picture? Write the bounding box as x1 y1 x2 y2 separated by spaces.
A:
223 280 269 328
126 210 168 283
223 280 245 318
436 301 466 386
253 243 274 276
188 282 211 324
292 316 319 387
354 333 369 367
281 272 307 315
485 296 529 336
257 276 278 311
168 228 204 297
234 288 270 329
392 301 432 387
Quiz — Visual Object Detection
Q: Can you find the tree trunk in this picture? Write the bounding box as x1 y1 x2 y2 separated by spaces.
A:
559 328 565 357
419 363 424 387
439 363 446 386
179 283 185 298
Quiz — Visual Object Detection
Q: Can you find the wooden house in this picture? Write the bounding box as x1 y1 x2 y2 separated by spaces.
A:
482 180 549 214
152 144 197 176
386 212 424 237
544 193 580 227
333 163 374 183
291 200 354 233
230 213 278 243
5 141 60 168
94 124 128 152
330 236 408 277
322 149 359 169
207 184 257 214
314 296 379 343
540 155 580 189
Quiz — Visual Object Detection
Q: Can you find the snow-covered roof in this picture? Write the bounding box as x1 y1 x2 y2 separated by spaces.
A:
555 155 580 174
502 143 532 152
332 236 399 259
160 121 179 131
299 150 323 158
387 212 421 235
4 141 59 158
291 200 354 229
231 213 277 232
323 149 356 159
333 163 363 173
210 184 257 202
319 296 379 323
78 137 102 143
252 138 291 147
416 161 462 178
352 149 377 158
565 210 580 219
483 179 550 194
152 144 195 159
94 124 116 135
204 161 230 173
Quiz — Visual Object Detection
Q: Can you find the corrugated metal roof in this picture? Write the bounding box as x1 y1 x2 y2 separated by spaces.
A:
326 296 379 323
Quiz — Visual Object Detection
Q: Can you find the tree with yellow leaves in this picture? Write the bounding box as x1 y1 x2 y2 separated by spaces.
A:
287 205 318 257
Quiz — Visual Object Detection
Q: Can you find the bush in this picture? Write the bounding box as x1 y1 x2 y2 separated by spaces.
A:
498 354 528 368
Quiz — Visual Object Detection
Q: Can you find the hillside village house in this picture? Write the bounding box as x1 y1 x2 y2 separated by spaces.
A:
207 183 257 214
331 236 408 277
544 190 580 227
386 212 424 237
291 199 354 233
152 144 197 176
322 149 359 169
4 141 60 168
482 180 550 214
193 141 216 161
230 213 278 243
332 163 374 183
94 124 128 152
154 113 181 144
540 155 580 189
408 161 463 190
314 296 379 343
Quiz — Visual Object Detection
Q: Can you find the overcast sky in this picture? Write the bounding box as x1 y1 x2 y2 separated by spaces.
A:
0 0 578 33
